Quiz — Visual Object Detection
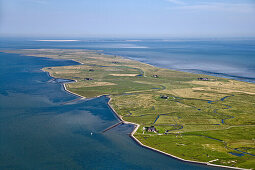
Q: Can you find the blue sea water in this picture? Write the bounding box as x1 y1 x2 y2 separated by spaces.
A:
0 38 253 169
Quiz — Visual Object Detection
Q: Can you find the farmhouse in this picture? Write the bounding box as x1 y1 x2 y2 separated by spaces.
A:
197 77 209 81
143 126 157 133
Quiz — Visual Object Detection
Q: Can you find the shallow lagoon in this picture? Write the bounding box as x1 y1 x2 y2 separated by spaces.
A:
0 52 221 169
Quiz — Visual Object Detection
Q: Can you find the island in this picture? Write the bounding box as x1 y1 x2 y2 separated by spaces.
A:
3 49 255 169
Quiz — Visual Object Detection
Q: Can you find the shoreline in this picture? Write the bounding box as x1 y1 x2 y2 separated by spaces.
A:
101 52 255 84
38 52 249 170
41 68 86 99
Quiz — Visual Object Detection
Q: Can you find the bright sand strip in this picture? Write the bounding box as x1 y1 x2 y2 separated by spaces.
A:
110 74 138 77
36 40 80 42
69 81 117 88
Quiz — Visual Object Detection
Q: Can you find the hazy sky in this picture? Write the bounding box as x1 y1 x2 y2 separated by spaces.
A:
0 0 255 37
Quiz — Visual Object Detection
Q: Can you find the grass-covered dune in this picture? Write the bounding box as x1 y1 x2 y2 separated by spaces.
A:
4 49 255 169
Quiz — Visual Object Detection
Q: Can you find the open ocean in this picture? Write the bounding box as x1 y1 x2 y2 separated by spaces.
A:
0 38 254 169
1 38 255 83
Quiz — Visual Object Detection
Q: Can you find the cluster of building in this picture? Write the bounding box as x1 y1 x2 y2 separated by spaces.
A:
112 61 119 64
197 77 209 81
143 126 157 133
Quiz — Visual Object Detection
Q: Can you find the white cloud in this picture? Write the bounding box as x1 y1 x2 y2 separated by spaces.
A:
28 0 49 5
165 0 186 5
168 2 255 13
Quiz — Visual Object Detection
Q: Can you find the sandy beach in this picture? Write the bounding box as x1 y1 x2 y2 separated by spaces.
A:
36 40 80 42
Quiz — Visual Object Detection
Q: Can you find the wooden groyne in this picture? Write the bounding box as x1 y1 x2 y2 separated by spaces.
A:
102 121 123 133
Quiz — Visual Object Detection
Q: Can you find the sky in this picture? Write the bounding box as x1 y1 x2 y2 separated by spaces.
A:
0 0 255 38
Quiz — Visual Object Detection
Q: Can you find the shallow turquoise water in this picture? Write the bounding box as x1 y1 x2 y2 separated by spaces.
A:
0 52 221 169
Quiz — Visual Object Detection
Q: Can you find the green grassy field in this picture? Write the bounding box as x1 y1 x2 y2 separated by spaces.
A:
3 49 255 169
